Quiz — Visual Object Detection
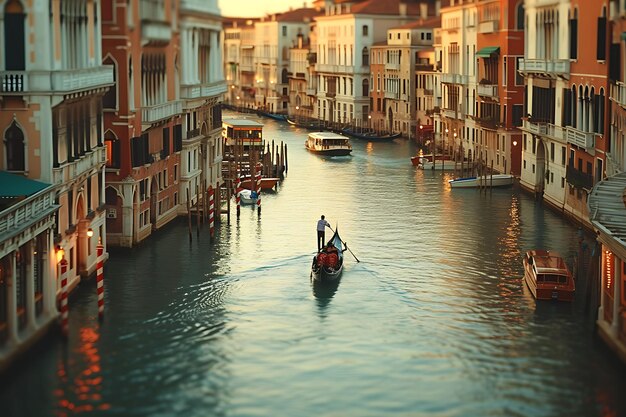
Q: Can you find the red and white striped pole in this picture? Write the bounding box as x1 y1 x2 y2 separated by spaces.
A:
256 163 262 215
236 171 241 217
209 185 215 240
59 257 69 337
96 238 104 320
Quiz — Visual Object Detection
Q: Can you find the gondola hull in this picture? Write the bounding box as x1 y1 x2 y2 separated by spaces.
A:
310 229 345 282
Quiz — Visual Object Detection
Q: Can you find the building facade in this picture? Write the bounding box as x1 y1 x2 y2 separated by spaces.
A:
0 0 111 366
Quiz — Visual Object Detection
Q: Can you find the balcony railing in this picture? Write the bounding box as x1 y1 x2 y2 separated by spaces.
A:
478 20 499 34
142 21 172 43
566 165 594 189
423 88 434 96
610 81 626 108
1 66 113 94
52 146 107 186
566 126 596 150
519 58 570 76
315 64 355 74
522 119 548 135
384 91 399 99
477 83 498 98
0 187 57 240
305 88 316 96
141 100 183 124
415 63 434 72
441 73 467 85
180 81 227 100
385 62 400 71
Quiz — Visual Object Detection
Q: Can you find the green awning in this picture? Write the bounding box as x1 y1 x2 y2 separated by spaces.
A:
476 46 500 58
621 32 626 41
0 171 51 199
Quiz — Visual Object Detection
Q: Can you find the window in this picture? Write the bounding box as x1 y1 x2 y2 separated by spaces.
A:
103 57 117 109
104 131 120 168
516 2 524 30
282 26 287 36
362 25 368 36
597 13 607 61
512 105 523 127
426 32 432 40
4 0 26 71
362 47 369 66
569 9 578 60
362 79 369 97
4 120 25 171
515 57 524 85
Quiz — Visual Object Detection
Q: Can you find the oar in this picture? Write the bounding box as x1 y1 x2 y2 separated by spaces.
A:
328 226 360 263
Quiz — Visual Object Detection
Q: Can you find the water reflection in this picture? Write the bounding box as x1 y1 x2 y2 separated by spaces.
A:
311 278 341 316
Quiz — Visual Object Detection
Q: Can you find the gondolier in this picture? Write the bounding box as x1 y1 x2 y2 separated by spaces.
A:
317 215 330 251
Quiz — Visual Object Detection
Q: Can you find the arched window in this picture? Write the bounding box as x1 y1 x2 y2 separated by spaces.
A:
5 120 25 171
105 187 118 205
104 130 120 168
4 0 26 71
281 68 289 84
103 56 117 109
516 2 524 30
362 47 369 66
362 79 369 97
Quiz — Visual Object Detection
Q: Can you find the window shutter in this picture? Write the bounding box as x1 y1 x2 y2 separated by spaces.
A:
569 19 578 60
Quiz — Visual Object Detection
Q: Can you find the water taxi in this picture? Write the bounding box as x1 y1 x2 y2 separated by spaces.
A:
305 132 352 156
523 250 575 302
222 118 263 148
449 174 514 188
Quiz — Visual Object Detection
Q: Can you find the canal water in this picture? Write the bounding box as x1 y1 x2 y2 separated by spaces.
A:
2 113 625 417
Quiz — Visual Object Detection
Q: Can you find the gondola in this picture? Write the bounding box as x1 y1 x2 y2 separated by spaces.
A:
311 228 345 282
341 127 402 141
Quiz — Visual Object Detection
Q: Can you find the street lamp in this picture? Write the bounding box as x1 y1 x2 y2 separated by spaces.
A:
87 228 94 238
296 105 299 122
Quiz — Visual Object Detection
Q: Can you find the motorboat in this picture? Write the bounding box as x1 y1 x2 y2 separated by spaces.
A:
449 174 514 188
523 250 575 301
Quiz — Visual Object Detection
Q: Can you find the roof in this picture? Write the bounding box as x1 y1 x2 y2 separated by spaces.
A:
222 118 264 128
0 171 52 211
394 16 441 30
308 132 350 140
351 0 432 16
275 7 321 22
588 171 626 256
0 171 51 198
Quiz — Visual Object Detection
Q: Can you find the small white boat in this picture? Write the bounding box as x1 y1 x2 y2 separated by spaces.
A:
448 174 514 188
237 189 258 205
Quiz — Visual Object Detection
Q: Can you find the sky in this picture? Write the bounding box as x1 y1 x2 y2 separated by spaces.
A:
218 0 308 18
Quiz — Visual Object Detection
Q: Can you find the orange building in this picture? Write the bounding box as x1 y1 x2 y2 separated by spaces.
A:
101 0 225 247
475 0 525 175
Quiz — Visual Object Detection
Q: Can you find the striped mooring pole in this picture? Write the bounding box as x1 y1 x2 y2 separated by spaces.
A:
256 163 262 215
60 257 69 337
209 185 215 240
96 238 104 320
236 172 241 217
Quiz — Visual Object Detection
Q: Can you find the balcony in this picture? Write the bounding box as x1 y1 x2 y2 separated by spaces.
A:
385 62 400 71
180 81 227 100
522 118 548 135
142 21 172 43
441 73 467 85
519 58 570 77
474 116 498 130
442 108 461 119
415 63 434 72
477 83 498 98
423 88 434 96
141 100 183 124
478 20 499 34
180 0 220 15
566 126 596 150
610 81 626 108
0 186 57 241
315 64 355 74
545 123 567 144
1 66 114 94
306 88 316 96
52 146 107 186
385 91 399 99
566 165 594 189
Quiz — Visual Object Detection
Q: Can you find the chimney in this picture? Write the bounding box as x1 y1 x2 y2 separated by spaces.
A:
297 33 303 49
399 2 407 17
420 2 428 19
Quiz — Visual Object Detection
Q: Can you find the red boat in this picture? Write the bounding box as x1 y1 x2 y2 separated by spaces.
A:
523 250 575 301
239 176 280 191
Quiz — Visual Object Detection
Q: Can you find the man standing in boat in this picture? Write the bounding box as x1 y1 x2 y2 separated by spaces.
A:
317 215 331 251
